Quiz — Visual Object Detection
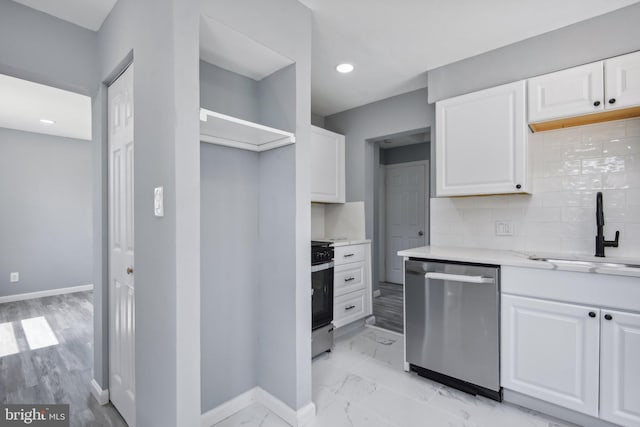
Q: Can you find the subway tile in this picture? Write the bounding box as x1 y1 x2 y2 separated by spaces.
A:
625 206 640 223
626 118 640 137
582 121 626 142
626 223 640 240
562 207 593 222
560 238 593 255
602 137 640 156
581 157 625 175
602 172 630 190
562 174 602 191
627 189 640 206
524 207 562 222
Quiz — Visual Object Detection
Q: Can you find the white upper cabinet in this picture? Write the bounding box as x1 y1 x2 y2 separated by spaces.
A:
600 309 640 427
605 50 640 110
528 50 640 130
436 80 529 197
310 125 346 203
528 62 604 123
501 294 601 417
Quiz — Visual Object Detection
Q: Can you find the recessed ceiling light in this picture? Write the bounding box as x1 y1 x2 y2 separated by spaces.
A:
336 63 354 74
40 119 55 125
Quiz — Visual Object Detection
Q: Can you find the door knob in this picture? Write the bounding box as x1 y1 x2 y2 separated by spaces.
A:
418 231 424 236
126 267 134 275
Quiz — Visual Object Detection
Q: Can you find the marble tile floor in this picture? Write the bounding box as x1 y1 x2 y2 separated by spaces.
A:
215 327 577 427
372 282 404 334
0 291 128 427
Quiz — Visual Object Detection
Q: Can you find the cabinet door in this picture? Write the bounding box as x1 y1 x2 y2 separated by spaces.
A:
501 294 600 416
436 80 528 197
310 126 345 203
600 309 640 427
528 61 604 123
605 50 640 111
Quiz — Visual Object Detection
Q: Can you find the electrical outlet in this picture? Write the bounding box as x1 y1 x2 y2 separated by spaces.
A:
495 221 514 236
10 272 19 283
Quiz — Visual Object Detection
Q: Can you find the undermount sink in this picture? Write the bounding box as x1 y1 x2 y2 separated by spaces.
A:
528 256 640 269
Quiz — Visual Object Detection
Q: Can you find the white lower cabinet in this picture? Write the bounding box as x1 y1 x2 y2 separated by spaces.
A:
501 294 601 416
600 309 640 427
502 287 640 426
333 242 372 328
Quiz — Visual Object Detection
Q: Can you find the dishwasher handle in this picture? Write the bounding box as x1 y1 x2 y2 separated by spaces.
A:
425 272 495 284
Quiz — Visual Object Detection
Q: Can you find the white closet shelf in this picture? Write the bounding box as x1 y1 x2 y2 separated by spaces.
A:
200 108 295 152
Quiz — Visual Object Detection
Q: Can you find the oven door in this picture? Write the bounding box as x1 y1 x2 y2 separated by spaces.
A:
312 262 334 329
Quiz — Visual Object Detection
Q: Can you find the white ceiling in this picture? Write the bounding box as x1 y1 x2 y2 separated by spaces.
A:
375 131 429 149
0 74 92 141
300 0 640 116
11 0 117 31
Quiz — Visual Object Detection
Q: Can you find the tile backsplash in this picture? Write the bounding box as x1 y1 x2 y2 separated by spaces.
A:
431 118 640 258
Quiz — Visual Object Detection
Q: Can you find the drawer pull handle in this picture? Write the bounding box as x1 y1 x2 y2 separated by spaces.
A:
345 277 355 282
344 253 355 258
345 305 356 311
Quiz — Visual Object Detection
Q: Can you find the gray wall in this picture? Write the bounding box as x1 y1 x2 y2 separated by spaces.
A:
325 88 435 289
380 142 430 165
199 60 301 411
200 144 259 411
311 113 325 128
200 61 259 123
98 0 203 425
427 3 640 103
0 128 92 297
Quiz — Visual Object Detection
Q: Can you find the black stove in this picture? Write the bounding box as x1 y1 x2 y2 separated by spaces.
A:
311 241 334 357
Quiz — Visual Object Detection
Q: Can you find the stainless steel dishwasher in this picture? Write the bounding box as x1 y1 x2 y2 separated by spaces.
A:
405 259 501 401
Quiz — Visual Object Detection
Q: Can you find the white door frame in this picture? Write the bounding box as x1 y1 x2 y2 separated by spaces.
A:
382 159 429 284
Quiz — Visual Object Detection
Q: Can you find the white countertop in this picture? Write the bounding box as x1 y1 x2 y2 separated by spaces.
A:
397 245 640 278
314 238 371 247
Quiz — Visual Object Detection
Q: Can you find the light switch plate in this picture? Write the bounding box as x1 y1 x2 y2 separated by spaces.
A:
495 221 514 236
10 272 19 282
154 186 164 217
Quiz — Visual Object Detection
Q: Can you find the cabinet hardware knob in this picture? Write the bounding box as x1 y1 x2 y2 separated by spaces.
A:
126 267 134 275
609 98 616 104
588 311 596 318
418 230 424 236
516 184 522 190
593 101 601 107
604 314 613 321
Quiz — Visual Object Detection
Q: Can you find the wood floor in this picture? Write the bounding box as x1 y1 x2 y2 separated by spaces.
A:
0 291 127 427
372 282 404 334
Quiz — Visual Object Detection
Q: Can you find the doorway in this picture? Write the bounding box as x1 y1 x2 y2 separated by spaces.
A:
108 63 136 427
372 130 430 334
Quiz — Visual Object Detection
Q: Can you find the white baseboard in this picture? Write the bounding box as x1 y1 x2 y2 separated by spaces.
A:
90 379 109 406
0 284 94 304
373 289 381 298
200 387 316 427
201 388 256 427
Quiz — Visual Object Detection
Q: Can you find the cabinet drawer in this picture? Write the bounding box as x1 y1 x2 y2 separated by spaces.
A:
334 244 366 265
334 290 366 324
334 262 365 296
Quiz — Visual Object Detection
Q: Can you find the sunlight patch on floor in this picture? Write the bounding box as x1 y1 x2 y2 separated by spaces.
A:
0 321 19 357
21 316 59 350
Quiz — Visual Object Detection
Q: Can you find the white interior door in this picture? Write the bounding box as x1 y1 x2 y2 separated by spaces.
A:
108 64 136 427
385 161 427 284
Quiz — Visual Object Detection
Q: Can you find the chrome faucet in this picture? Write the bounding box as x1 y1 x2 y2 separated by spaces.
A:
595 192 619 257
